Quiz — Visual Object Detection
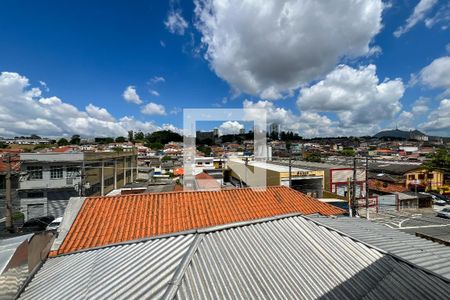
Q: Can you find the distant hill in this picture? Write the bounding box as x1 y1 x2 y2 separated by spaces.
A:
373 129 428 141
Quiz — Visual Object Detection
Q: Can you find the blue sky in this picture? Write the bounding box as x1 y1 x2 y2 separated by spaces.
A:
0 0 449 137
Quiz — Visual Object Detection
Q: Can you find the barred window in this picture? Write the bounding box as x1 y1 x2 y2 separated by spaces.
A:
50 166 63 179
27 166 43 180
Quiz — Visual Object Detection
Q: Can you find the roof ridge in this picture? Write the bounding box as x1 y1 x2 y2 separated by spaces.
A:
86 185 289 200
162 234 205 300
52 213 304 257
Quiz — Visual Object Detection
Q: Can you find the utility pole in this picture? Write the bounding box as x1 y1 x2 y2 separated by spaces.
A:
352 157 357 217
347 177 352 218
365 156 369 220
5 154 14 233
288 148 292 188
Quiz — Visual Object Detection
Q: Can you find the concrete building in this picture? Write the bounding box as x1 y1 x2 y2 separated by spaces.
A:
268 123 280 138
18 151 137 220
273 161 366 198
404 168 446 193
227 160 325 197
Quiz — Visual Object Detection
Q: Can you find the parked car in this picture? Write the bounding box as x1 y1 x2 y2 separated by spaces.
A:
433 199 447 206
437 208 450 219
22 216 55 232
46 217 63 231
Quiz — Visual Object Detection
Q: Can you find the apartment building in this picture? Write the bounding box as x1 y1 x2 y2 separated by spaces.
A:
18 151 137 220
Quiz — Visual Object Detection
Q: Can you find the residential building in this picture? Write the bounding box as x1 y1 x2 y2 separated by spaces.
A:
268 122 280 138
49 186 344 256
275 161 366 198
404 168 446 193
18 151 137 220
227 160 325 197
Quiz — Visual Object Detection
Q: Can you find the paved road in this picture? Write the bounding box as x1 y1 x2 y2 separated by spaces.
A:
367 206 450 244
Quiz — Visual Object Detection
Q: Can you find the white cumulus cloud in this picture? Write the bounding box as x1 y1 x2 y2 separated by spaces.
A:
85 103 116 122
419 99 450 135
219 121 244 135
419 56 450 94
0 71 178 137
123 85 143 104
412 97 430 114
297 64 404 126
141 102 166 115
194 0 384 99
394 0 437 37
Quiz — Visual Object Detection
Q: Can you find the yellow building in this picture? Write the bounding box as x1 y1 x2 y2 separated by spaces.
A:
404 168 446 192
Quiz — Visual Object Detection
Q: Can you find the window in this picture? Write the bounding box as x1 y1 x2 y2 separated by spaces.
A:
408 174 415 180
27 166 43 180
428 173 434 179
50 166 63 179
27 191 44 198
418 174 425 180
66 167 80 178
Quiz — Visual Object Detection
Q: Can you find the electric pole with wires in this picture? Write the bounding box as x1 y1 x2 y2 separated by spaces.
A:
5 153 14 233
352 157 357 217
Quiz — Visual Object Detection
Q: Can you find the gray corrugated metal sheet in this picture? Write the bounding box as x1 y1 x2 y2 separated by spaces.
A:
0 234 32 274
17 216 450 300
19 234 195 300
308 215 450 279
175 217 450 299
0 234 33 300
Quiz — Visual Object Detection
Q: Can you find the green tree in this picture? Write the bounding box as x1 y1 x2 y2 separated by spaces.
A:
0 142 8 149
304 152 322 162
425 148 450 170
128 130 134 142
115 136 126 143
145 130 182 145
161 155 172 162
70 134 81 145
57 138 69 146
112 146 123 152
197 145 212 156
147 142 163 150
340 148 355 157
134 131 144 141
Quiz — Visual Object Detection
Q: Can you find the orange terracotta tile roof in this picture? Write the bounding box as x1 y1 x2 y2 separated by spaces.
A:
368 179 408 193
195 172 221 190
52 186 345 256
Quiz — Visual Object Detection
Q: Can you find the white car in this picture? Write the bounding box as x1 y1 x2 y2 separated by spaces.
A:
437 208 450 219
46 217 63 231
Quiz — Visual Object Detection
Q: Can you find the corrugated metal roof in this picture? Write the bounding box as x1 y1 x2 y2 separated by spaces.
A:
52 186 344 256
176 217 450 299
0 234 33 300
0 234 32 274
308 215 450 280
19 234 196 300
18 216 450 300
